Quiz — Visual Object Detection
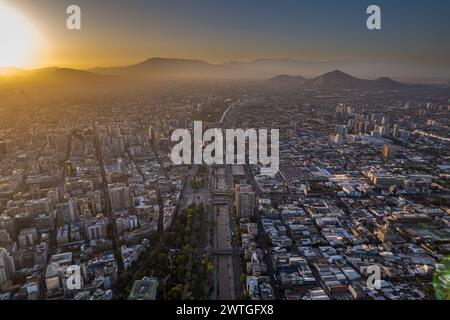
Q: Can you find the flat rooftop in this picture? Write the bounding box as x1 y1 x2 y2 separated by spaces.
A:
127 277 158 300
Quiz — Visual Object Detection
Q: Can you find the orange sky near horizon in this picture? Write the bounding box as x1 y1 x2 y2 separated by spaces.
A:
1 0 449 75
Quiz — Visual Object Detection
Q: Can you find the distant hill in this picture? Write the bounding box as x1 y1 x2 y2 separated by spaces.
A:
27 67 103 81
0 67 126 98
0 67 109 83
90 57 213 79
301 70 406 90
267 70 407 90
268 74 305 86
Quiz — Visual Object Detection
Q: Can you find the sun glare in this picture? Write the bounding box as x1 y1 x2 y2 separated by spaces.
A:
0 4 43 68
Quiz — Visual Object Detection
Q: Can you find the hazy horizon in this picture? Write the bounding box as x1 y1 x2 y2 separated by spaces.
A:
1 0 450 80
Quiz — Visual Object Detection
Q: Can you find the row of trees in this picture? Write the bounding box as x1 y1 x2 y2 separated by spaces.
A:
115 203 213 300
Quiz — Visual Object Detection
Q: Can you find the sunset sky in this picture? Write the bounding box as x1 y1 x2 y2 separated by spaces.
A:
1 0 450 69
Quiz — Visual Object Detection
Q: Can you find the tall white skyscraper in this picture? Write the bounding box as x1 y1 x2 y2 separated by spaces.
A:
0 248 15 286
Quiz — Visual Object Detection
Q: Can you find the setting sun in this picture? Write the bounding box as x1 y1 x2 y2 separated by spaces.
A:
0 3 43 67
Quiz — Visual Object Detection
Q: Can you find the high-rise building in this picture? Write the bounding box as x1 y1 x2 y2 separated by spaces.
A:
85 215 109 240
382 144 396 159
235 184 255 218
0 248 16 286
0 230 12 247
18 227 38 248
66 160 76 177
109 184 131 212
68 198 78 222
392 124 399 138
116 215 139 235
0 215 14 239
347 118 355 130
56 199 79 225
112 136 126 156
87 190 102 214
336 125 347 136
148 125 158 144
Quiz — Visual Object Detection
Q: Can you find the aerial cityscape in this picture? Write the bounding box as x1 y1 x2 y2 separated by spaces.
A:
0 0 450 304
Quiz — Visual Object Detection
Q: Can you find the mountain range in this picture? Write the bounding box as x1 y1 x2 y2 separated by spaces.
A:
297 70 405 90
0 58 420 90
87 57 450 82
88 57 412 81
